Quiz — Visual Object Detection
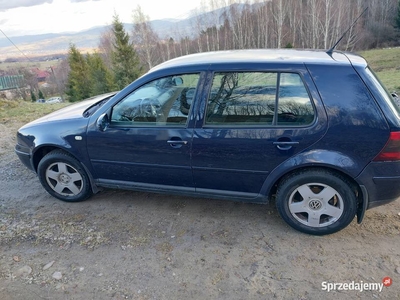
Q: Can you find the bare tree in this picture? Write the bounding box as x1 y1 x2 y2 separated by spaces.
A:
99 28 114 71
91 0 400 70
322 0 335 49
286 0 300 47
132 5 160 70
271 0 289 48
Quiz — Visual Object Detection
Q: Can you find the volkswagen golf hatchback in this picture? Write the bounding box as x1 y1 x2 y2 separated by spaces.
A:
15 49 400 235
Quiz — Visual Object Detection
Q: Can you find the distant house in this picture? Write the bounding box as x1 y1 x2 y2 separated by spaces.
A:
31 68 50 83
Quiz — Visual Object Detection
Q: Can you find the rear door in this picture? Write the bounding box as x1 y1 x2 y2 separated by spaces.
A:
191 68 327 199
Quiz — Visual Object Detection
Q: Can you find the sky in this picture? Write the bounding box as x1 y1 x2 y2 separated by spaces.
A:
0 0 202 37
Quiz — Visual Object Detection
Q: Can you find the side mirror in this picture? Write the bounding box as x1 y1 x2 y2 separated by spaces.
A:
97 113 110 132
172 76 183 86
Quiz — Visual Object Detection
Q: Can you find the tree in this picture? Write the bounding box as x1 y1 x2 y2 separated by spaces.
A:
66 44 92 102
30 90 36 102
132 5 160 70
38 89 45 99
47 64 68 102
111 14 142 90
86 52 115 95
271 0 289 48
17 67 38 92
99 28 114 71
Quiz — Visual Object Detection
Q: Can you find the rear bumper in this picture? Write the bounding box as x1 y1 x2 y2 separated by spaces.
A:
356 161 400 209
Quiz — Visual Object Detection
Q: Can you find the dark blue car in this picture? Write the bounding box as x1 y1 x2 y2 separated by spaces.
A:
15 49 400 235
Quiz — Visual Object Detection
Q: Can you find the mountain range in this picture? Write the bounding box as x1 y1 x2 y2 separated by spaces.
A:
0 3 249 62
0 17 196 61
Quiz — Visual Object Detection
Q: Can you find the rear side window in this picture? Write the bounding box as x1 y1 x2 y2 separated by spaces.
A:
364 67 400 118
205 72 314 126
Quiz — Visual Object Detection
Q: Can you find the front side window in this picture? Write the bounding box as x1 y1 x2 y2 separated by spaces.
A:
111 74 200 126
205 72 314 126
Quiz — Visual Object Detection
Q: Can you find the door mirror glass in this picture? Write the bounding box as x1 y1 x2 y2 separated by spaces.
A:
172 76 183 86
97 113 110 132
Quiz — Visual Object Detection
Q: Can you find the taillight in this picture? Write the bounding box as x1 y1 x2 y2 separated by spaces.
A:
373 131 400 161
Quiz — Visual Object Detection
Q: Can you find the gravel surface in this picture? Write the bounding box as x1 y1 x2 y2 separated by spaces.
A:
1 119 399 300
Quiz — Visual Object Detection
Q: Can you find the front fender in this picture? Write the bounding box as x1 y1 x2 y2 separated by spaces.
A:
21 120 90 172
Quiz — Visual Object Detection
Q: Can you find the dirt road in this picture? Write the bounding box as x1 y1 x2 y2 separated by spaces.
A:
0 120 399 300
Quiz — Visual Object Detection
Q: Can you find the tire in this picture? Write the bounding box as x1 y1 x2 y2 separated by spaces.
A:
276 169 357 235
37 150 93 202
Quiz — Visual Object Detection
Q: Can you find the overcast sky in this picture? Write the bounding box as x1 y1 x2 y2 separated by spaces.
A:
0 0 201 37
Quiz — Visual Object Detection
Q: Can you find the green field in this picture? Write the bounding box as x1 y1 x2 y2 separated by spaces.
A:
359 48 400 92
0 59 60 72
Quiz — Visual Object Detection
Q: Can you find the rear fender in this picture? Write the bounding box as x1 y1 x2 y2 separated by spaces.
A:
260 149 362 199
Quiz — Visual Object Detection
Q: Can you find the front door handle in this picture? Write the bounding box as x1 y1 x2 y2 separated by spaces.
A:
273 141 299 151
167 140 188 148
167 140 188 145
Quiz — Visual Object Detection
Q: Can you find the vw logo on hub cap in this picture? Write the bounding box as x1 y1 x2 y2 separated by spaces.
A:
309 199 322 210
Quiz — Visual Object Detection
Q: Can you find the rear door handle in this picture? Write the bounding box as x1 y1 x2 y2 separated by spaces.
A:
273 141 299 151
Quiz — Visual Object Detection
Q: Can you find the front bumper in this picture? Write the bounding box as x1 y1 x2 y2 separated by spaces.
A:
15 144 34 172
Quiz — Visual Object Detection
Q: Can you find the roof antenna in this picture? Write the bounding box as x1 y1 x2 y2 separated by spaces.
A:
326 7 368 55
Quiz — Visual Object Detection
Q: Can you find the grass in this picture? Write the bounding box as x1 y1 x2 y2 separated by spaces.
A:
0 100 70 125
359 48 400 92
0 100 71 156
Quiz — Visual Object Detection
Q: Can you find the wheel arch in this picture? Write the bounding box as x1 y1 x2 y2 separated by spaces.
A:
269 165 360 197
263 161 366 223
32 146 100 194
32 145 61 172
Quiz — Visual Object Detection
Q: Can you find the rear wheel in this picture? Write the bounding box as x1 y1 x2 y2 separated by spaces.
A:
38 150 93 202
276 169 357 235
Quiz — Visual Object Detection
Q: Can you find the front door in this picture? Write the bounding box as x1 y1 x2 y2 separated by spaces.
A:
86 73 201 191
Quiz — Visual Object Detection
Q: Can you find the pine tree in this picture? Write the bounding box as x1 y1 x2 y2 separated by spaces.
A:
30 90 37 102
111 14 142 90
86 52 115 95
38 89 45 100
66 44 92 102
397 0 400 29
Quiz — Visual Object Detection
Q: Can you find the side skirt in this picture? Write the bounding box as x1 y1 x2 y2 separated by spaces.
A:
96 179 268 204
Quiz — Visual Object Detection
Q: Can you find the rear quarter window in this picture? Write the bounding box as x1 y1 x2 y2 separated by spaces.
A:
364 67 400 119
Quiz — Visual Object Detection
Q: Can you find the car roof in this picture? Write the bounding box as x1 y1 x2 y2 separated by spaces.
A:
150 49 367 72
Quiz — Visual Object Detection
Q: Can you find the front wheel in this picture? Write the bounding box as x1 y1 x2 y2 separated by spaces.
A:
38 150 93 202
276 169 357 235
